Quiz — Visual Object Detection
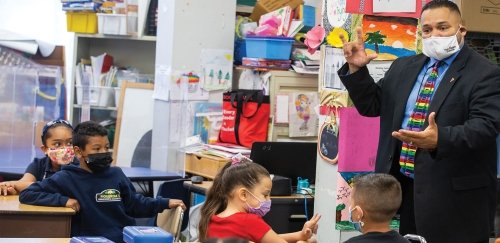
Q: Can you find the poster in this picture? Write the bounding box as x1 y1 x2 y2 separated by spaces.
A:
288 92 319 137
362 15 418 60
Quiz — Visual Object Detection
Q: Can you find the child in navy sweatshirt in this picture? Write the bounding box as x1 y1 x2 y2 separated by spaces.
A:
20 121 186 242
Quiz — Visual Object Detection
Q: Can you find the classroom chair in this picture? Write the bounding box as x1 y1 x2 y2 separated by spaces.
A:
157 206 184 242
404 234 427 243
156 180 191 231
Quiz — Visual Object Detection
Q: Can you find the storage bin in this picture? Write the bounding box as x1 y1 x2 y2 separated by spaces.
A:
76 85 115 107
245 36 294 60
114 87 121 107
185 153 230 179
97 13 128 35
123 226 173 243
66 12 98 33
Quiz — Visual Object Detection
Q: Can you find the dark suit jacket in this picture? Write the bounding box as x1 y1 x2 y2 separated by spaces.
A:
339 45 500 243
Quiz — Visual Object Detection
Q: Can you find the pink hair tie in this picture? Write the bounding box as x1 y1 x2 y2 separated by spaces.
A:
231 153 251 165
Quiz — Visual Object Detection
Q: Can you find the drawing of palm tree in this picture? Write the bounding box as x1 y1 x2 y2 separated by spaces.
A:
365 30 386 54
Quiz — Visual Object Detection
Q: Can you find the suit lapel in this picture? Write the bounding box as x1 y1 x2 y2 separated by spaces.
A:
427 46 470 124
391 55 428 131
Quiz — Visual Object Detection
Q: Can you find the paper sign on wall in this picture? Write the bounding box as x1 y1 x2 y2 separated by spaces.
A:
373 0 416 13
338 107 379 172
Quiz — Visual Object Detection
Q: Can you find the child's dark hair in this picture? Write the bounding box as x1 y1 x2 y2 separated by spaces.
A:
422 0 461 17
41 119 73 146
198 159 270 241
352 173 402 223
72 121 108 148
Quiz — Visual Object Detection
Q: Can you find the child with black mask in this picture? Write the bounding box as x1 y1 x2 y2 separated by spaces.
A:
19 121 186 242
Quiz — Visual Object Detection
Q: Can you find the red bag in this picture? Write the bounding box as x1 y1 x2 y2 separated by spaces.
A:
219 90 270 148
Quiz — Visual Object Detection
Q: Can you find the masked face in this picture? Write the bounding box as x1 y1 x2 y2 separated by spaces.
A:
47 146 75 165
245 190 272 217
84 152 113 173
422 27 462 60
348 205 364 232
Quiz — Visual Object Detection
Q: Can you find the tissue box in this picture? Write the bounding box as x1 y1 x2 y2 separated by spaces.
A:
123 226 173 243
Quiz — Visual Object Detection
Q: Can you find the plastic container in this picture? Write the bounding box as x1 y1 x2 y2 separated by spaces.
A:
75 85 100 106
66 12 98 33
97 13 128 35
123 226 173 243
114 87 121 107
98 86 115 107
70 236 114 243
245 36 294 60
75 85 115 107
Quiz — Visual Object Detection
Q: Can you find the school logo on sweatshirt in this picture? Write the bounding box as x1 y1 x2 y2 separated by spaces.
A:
95 189 121 202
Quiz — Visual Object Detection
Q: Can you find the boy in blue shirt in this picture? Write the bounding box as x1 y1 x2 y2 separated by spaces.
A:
20 121 186 242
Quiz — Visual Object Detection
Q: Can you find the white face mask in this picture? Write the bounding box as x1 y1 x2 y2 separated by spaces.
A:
422 28 462 60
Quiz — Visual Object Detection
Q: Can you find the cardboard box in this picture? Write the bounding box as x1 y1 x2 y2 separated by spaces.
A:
185 153 230 179
455 0 500 33
250 0 304 21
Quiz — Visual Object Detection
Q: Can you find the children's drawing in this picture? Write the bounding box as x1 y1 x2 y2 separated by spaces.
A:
200 49 233 91
170 71 208 100
322 0 352 35
362 15 417 60
289 92 318 137
335 171 371 230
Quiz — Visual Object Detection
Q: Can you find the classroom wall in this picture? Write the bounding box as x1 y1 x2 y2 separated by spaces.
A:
0 0 74 119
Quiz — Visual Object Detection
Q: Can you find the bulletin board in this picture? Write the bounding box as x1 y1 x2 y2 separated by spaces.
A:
113 81 154 167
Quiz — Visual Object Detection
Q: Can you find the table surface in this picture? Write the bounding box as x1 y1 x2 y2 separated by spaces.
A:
0 195 75 215
0 166 180 181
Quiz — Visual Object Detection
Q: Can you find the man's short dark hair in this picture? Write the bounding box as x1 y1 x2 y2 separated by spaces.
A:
352 173 402 223
73 121 108 148
422 0 461 17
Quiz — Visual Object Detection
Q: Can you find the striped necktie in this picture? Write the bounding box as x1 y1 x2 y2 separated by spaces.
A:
399 61 442 178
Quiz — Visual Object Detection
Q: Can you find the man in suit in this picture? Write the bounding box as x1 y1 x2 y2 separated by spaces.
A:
338 1 500 242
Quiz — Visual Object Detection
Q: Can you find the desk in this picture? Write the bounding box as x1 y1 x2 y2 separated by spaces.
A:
183 181 314 233
120 167 181 197
0 195 75 237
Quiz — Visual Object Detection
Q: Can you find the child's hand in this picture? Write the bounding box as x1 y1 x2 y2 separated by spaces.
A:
0 182 17 196
168 199 186 210
300 214 321 240
66 198 80 212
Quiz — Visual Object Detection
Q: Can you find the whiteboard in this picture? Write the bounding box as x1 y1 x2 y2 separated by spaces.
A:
113 82 154 167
